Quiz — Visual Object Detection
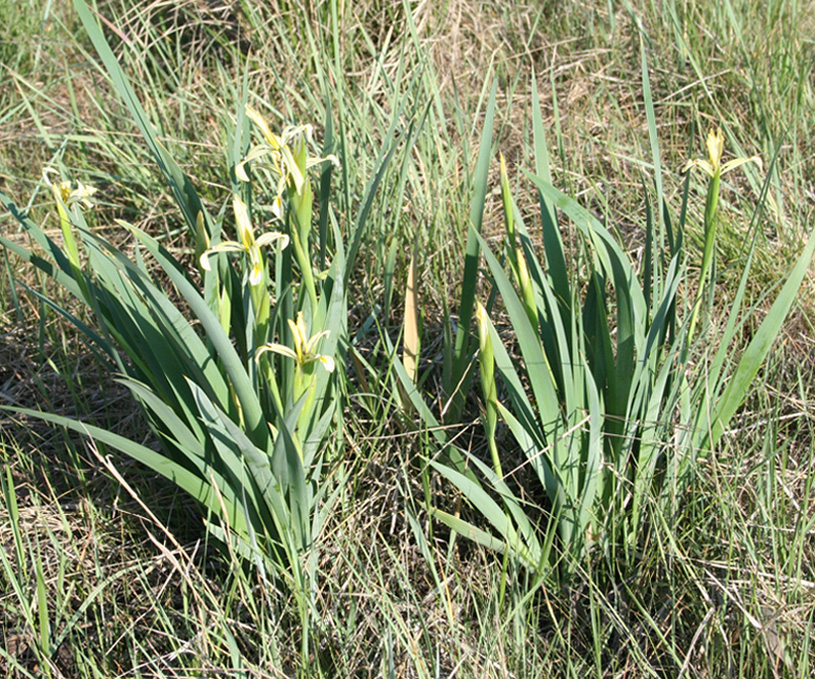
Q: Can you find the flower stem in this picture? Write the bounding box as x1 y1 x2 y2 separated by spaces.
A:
688 170 721 343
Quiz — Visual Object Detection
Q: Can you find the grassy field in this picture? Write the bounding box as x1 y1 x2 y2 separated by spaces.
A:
2 0 815 677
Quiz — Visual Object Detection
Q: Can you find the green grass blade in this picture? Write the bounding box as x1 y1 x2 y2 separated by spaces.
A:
449 81 497 418
119 377 206 451
531 75 568 306
72 0 211 237
641 36 665 277
429 508 513 558
707 227 815 448
430 461 520 547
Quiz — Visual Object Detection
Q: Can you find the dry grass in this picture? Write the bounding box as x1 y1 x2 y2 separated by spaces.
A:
2 0 815 676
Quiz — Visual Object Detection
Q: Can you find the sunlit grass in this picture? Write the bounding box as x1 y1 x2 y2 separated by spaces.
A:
1 0 815 677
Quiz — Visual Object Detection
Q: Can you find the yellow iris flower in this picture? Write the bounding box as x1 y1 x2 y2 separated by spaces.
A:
235 106 338 218
255 311 335 373
683 127 762 178
682 127 763 344
199 195 289 286
43 168 98 209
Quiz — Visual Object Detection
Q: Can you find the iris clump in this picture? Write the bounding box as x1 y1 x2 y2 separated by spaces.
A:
426 77 815 589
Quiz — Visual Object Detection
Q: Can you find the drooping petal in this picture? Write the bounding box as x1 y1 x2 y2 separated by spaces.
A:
235 160 251 182
255 231 289 250
235 145 271 182
256 343 298 361
305 154 340 170
280 145 306 194
721 155 763 175
246 106 282 149
314 354 335 372
199 241 246 269
281 124 314 145
682 158 715 177
303 329 331 354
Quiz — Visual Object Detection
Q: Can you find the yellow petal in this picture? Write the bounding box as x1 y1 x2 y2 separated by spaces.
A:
304 329 331 354
706 127 725 170
288 313 309 361
682 158 715 177
306 153 340 170
246 105 281 148
58 181 72 203
316 354 335 372
233 195 255 249
235 160 251 182
255 231 289 250
198 241 247 271
256 343 298 361
248 261 264 286
271 194 284 220
720 155 763 175
281 124 314 145
247 247 265 286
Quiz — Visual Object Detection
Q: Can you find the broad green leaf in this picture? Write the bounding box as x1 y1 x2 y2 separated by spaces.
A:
474 230 561 437
430 509 513 557
531 75 569 319
126 223 268 449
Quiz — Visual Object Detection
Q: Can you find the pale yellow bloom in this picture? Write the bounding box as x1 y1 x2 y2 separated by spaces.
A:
199 195 289 285
43 169 98 209
235 105 339 215
255 311 335 373
682 127 762 177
